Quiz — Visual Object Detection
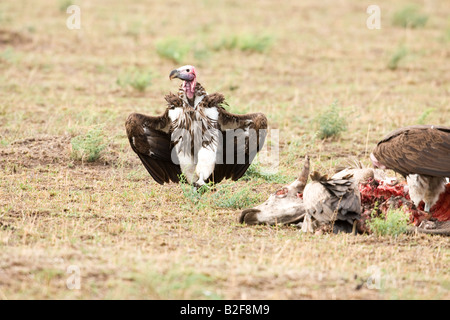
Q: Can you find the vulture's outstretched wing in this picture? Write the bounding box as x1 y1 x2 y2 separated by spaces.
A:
373 125 450 177
203 93 268 183
125 94 182 184
303 172 361 233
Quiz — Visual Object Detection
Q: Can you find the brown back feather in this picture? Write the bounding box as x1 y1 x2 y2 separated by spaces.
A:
202 92 226 108
373 125 450 177
164 93 183 108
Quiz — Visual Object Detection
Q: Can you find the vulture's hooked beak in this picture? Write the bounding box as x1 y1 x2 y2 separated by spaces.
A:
169 69 180 80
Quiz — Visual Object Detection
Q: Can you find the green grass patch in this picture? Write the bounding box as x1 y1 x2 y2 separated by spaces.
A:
212 183 262 209
193 47 211 62
179 175 213 209
367 209 411 237
58 0 73 12
314 100 347 140
179 175 262 210
156 38 190 63
214 35 240 51
239 34 274 53
128 266 222 299
416 108 435 124
242 163 291 184
392 5 428 29
0 47 20 64
214 34 275 53
442 27 450 42
71 126 107 162
387 45 408 70
116 69 152 92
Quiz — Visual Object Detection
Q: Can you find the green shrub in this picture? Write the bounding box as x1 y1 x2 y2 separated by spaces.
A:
156 38 190 63
392 6 428 28
238 34 274 53
442 27 450 42
417 108 435 124
314 100 347 140
387 46 408 70
213 35 239 51
214 34 274 53
212 184 261 209
367 209 411 237
58 0 74 12
71 126 106 162
179 174 213 207
193 47 211 62
116 69 152 92
242 163 291 184
179 176 261 210
0 47 19 64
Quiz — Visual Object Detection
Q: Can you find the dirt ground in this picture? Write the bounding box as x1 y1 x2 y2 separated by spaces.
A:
0 0 449 300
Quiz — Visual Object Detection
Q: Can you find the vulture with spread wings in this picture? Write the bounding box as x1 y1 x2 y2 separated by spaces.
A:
125 65 267 187
371 125 450 212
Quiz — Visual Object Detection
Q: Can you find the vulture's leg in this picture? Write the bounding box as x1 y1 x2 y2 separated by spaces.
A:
194 147 216 187
178 153 197 184
424 203 431 213
194 134 219 187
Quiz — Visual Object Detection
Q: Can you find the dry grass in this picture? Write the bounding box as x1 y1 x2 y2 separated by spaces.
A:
0 0 449 300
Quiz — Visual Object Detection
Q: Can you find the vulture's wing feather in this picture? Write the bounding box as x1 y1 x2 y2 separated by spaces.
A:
320 178 361 224
125 95 182 184
303 172 361 226
374 126 450 177
201 93 268 183
214 111 267 182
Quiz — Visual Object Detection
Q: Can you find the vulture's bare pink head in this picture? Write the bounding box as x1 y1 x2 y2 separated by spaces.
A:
370 152 386 170
169 65 197 100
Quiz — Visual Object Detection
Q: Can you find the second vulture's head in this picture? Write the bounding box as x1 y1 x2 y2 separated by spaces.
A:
169 65 197 100
370 152 386 170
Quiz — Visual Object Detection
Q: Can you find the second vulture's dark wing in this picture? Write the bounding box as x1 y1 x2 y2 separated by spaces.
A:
373 125 450 177
201 93 268 183
125 93 182 184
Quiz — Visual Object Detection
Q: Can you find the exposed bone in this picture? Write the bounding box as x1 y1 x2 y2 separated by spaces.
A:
332 168 373 185
301 213 315 233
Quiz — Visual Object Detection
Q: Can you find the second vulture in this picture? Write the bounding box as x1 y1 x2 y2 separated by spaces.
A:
371 125 450 212
126 65 268 187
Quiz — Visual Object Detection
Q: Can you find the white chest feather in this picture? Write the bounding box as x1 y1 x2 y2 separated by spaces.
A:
203 107 219 122
169 106 219 184
168 107 183 123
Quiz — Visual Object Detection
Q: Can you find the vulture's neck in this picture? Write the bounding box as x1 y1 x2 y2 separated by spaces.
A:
179 82 206 108
183 80 196 100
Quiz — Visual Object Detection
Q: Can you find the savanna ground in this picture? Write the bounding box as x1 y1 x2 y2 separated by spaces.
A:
0 0 449 300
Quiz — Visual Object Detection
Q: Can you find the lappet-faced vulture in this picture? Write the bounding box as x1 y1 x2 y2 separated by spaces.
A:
125 65 268 187
371 125 450 211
